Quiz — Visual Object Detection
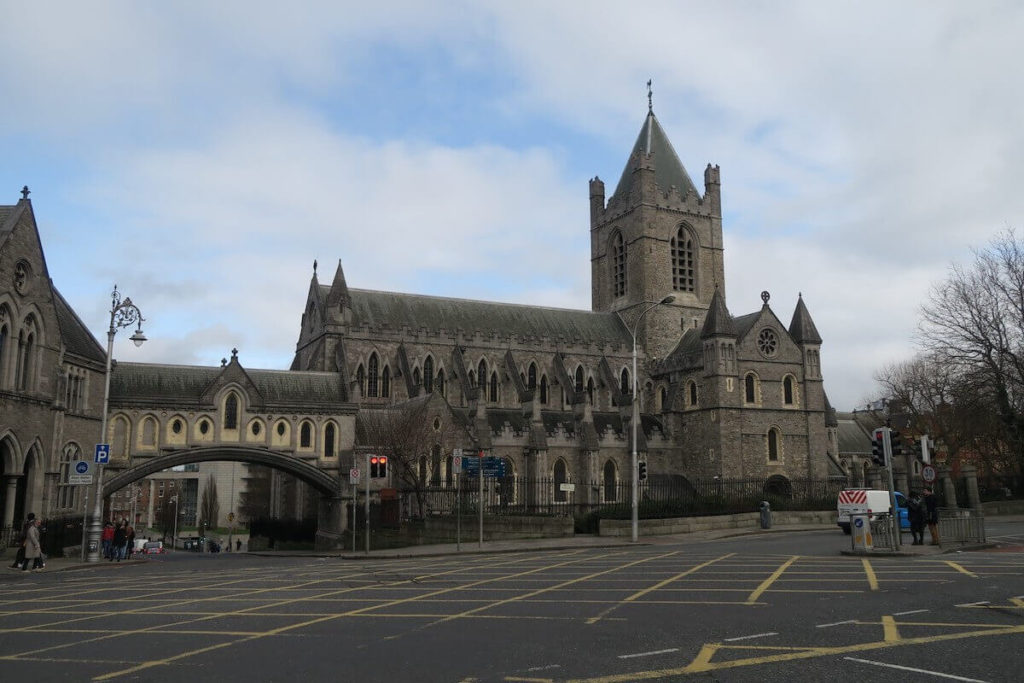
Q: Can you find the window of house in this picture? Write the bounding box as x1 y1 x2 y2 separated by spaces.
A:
603 460 617 502
423 356 434 393
367 353 379 397
324 423 336 457
300 422 312 448
612 232 626 297
671 226 695 292
224 393 238 430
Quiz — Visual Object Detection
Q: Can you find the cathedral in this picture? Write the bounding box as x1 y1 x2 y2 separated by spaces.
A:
0 102 839 532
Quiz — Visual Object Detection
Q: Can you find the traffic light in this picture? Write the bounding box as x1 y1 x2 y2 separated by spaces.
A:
871 429 886 466
638 461 648 482
910 437 922 461
891 430 903 458
370 456 380 478
378 456 387 478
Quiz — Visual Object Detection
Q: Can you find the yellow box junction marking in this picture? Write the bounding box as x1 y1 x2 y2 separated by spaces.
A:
861 558 879 591
745 556 798 604
944 561 979 578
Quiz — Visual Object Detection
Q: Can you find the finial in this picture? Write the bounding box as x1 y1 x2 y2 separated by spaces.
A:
231 347 238 359
221 358 227 367
761 290 770 305
20 185 30 200
313 259 318 274
647 79 653 112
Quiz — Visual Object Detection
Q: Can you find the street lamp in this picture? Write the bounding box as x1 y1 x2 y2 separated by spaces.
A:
170 495 179 550
86 285 146 562
628 294 675 542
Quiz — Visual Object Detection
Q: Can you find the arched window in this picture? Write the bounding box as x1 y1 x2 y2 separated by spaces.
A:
381 366 391 398
671 225 696 292
620 368 630 396
0 312 8 389
612 232 626 297
553 459 568 502
430 444 441 486
111 416 129 457
356 364 365 396
300 422 312 448
16 327 35 391
783 376 795 405
224 393 238 430
423 356 434 393
324 423 336 458
539 375 548 404
768 428 780 461
744 373 757 404
528 363 537 391
436 369 445 396
603 460 617 502
367 353 379 397
688 381 698 407
413 367 421 388
660 386 668 411
477 359 487 389
574 365 584 393
489 371 499 402
57 443 82 509
587 377 595 405
141 417 157 446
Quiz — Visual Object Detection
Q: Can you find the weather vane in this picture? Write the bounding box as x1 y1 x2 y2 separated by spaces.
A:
647 79 653 112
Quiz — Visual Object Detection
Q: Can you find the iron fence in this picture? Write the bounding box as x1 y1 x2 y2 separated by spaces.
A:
938 507 986 545
868 513 898 550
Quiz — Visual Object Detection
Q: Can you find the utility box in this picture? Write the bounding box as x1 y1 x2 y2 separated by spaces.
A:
851 512 873 551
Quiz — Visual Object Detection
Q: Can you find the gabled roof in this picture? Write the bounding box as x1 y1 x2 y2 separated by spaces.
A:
324 286 633 347
612 111 698 202
788 295 822 345
52 287 105 363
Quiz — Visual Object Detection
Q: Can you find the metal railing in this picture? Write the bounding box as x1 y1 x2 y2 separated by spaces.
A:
868 513 898 550
938 507 986 545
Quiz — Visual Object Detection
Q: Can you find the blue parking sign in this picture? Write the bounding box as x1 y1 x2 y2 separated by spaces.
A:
95 444 110 464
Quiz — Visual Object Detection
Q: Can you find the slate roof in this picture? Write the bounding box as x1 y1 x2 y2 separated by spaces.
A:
835 411 872 456
700 288 735 338
0 205 16 234
789 296 822 344
612 111 699 202
330 287 633 347
109 362 348 408
52 288 105 363
732 312 761 339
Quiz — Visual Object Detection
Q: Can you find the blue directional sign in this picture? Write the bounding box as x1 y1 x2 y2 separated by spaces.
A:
95 444 110 464
461 456 505 478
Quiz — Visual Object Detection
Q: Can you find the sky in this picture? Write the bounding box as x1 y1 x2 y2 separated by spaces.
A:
2 1 1023 411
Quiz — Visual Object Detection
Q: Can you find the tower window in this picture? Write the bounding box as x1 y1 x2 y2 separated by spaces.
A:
489 371 499 402
224 393 238 430
620 368 631 397
768 428 780 461
424 356 434 393
574 365 584 394
612 232 626 298
783 376 795 405
671 226 695 292
367 353 379 397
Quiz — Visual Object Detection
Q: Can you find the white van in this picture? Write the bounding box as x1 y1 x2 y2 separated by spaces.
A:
837 489 908 534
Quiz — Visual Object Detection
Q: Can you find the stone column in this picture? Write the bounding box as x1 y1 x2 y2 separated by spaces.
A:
961 464 981 510
850 461 863 487
867 467 883 490
939 467 957 508
2 475 21 529
893 462 909 496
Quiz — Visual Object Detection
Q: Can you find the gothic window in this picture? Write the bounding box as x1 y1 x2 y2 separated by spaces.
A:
111 416 130 457
16 320 37 392
553 459 568 502
300 421 312 448
528 363 537 391
744 373 758 404
783 376 795 405
768 428 781 461
324 423 336 458
489 371 499 402
0 310 8 389
574 365 584 393
276 421 286 437
436 369 445 396
603 460 617 502
468 370 476 387
587 377 595 405
367 353 379 397
413 367 421 387
612 232 626 298
660 386 668 411
431 444 441 486
224 393 239 430
671 226 695 292
477 359 487 389
356 364 365 396
57 443 82 509
539 375 548 404
688 381 698 407
251 421 261 436
423 356 434 393
141 417 157 447
620 368 630 397
381 366 391 398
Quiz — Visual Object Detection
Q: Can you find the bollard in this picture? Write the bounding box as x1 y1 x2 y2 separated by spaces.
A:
759 501 772 529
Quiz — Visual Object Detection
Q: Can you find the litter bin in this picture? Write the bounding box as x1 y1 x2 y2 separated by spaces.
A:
759 501 772 529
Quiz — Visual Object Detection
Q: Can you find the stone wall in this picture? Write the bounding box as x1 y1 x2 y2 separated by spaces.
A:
598 509 836 536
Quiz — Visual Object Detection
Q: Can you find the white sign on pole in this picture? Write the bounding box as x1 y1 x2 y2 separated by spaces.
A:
349 468 360 485
922 465 937 484
452 454 462 475
69 460 93 485
559 483 576 492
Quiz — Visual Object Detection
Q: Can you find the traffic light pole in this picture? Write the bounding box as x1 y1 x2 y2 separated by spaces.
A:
881 427 901 550
365 453 370 554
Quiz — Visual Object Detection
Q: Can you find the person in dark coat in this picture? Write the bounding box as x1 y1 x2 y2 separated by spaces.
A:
112 522 127 561
924 487 941 546
906 491 925 545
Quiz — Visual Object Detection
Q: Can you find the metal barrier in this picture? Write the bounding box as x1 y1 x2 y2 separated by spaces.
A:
938 508 986 545
869 513 898 550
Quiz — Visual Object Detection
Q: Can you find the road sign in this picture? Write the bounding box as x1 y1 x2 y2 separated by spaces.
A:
95 443 110 464
349 467 360 485
559 483 576 492
922 465 937 484
69 460 92 485
452 455 462 474
461 456 505 478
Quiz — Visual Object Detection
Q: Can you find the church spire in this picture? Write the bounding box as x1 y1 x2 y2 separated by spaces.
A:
700 287 735 338
788 294 822 344
611 105 698 203
325 259 350 309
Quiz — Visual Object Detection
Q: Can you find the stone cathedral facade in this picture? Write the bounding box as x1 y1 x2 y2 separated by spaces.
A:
291 105 834 502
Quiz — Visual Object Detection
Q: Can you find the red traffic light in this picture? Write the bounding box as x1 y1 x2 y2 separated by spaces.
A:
379 456 387 465
370 456 379 465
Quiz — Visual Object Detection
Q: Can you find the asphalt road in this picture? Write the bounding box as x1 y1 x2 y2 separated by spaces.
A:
1 522 1023 682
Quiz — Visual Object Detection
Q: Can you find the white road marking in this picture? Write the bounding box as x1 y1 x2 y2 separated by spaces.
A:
816 619 856 628
723 632 778 642
617 648 679 659
893 608 929 615
525 664 562 671
845 656 990 682
954 600 990 607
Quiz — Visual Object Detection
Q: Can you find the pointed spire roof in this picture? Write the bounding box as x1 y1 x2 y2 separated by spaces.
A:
701 287 736 338
612 110 698 202
788 294 822 344
325 259 350 308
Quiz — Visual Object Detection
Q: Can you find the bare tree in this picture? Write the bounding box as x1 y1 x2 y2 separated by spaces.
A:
199 473 220 531
357 394 469 519
915 229 1024 479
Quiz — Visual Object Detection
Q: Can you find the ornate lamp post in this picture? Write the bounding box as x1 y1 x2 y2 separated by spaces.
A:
86 285 146 562
629 295 674 542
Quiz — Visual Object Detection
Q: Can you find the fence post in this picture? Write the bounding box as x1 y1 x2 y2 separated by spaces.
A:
961 464 981 511
940 467 958 508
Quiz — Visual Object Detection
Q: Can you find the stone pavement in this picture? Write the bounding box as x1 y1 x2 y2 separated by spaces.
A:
7 522 973 574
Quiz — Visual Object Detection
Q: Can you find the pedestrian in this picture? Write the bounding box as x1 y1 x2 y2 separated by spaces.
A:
906 490 925 545
8 512 34 570
112 521 127 561
235 539 241 552
125 522 135 559
101 521 115 559
924 486 941 546
23 516 43 572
